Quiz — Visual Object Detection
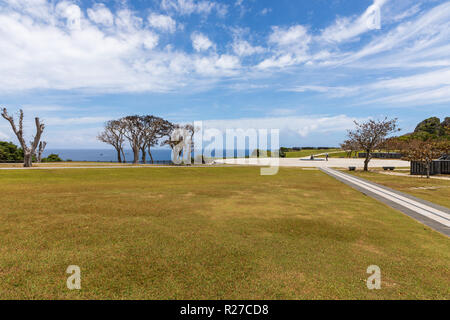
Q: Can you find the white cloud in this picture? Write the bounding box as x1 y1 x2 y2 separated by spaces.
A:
260 8 271 16
87 3 114 27
203 115 360 138
269 25 311 48
161 0 227 17
257 25 311 69
215 54 239 70
232 40 265 56
364 86 450 106
0 130 10 140
320 0 388 43
372 68 450 90
340 2 450 65
0 1 243 94
286 85 360 97
1 0 449 109
193 54 240 76
56 1 82 30
191 32 214 52
148 13 176 33
43 116 111 126
388 3 421 23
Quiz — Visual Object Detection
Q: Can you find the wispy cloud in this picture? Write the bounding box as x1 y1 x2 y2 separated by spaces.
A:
161 0 228 17
320 0 388 43
0 0 449 112
203 114 361 138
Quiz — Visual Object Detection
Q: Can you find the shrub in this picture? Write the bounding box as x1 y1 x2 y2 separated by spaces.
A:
42 154 63 162
0 141 23 162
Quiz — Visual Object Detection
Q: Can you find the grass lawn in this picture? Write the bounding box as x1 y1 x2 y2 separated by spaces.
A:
317 151 349 158
348 170 450 208
0 167 448 299
0 162 142 168
285 149 340 158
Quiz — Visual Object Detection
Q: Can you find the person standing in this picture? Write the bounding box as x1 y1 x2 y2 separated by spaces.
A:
326 153 329 161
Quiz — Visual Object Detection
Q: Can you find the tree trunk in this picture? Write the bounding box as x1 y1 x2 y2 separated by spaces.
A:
116 148 122 163
24 152 32 167
364 153 370 171
121 148 126 163
141 147 146 164
148 146 154 164
133 147 139 164
426 162 430 179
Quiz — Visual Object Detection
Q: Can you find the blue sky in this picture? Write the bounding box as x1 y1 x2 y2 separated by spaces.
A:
0 0 449 148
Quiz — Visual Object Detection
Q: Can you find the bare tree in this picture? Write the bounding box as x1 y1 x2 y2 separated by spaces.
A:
340 139 359 158
1 108 45 167
400 139 449 178
98 120 126 163
346 118 400 171
36 141 47 163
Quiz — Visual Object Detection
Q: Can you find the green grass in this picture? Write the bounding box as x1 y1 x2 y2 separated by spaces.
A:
317 151 350 158
0 167 448 299
285 149 340 158
348 170 450 208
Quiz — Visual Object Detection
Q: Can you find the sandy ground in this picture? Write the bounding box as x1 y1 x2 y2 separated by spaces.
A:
214 157 410 168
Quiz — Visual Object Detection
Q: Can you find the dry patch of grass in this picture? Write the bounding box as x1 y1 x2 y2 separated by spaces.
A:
0 167 448 299
349 170 450 208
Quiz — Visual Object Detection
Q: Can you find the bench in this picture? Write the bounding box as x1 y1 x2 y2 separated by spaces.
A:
383 167 395 171
348 167 356 171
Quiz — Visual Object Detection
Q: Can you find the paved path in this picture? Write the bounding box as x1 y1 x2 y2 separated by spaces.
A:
321 167 450 237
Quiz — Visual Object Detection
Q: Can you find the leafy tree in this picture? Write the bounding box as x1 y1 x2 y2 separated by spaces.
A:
42 154 62 162
141 116 173 164
414 117 441 137
0 141 23 162
406 117 450 141
98 120 127 163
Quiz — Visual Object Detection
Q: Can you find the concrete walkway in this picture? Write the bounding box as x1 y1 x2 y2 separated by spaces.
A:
321 167 450 237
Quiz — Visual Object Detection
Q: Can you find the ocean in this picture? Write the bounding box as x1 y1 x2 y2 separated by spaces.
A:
43 149 173 163
42 149 254 163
